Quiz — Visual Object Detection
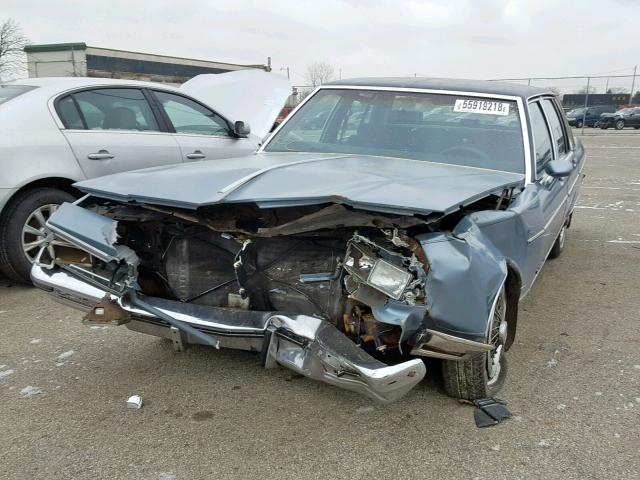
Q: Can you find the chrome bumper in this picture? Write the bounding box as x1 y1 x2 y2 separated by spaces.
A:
32 264 425 403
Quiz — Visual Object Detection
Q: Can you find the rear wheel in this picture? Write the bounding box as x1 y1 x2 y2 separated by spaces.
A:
0 188 74 284
615 119 625 130
441 288 508 400
548 225 566 260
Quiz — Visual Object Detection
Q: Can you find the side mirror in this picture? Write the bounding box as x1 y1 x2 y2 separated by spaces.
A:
233 121 251 138
545 159 573 178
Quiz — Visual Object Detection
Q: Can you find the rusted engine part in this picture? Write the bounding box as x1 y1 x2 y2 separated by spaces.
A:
343 308 401 352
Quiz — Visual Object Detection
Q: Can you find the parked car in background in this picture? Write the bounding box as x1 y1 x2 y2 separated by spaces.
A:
566 105 616 128
0 71 291 283
598 107 640 130
32 78 584 403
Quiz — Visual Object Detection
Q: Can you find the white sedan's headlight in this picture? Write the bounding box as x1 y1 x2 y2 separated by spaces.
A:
367 259 412 300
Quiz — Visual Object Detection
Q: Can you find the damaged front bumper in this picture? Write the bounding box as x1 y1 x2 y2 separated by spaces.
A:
32 263 425 403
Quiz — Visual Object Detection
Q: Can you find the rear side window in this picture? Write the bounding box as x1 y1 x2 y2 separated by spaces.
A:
56 95 84 129
153 91 231 137
541 99 567 157
0 85 35 106
530 102 553 176
59 88 159 131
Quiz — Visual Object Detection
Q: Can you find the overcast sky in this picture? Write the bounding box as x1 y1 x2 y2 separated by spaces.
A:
5 0 640 87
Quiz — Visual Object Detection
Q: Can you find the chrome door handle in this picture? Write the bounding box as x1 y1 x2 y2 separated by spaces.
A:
186 150 206 160
87 150 114 160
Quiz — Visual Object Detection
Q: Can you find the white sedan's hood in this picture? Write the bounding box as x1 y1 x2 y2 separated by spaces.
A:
180 70 292 140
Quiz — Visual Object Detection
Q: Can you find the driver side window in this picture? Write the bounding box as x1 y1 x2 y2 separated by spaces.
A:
153 91 232 137
529 102 554 177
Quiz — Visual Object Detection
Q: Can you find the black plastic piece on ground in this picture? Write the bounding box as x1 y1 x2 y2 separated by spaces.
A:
473 397 511 428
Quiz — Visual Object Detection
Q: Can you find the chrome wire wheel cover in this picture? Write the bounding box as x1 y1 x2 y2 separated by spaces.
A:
21 204 61 265
558 225 566 251
486 288 507 386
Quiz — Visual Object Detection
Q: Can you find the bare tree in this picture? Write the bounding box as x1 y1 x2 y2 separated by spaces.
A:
0 19 28 80
575 85 596 95
305 61 335 88
548 86 561 96
605 87 628 94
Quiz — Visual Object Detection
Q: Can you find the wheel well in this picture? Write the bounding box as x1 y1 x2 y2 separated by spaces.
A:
503 263 522 351
1 178 81 225
8 177 80 204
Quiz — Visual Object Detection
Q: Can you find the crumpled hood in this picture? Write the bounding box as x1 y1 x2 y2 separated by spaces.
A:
75 153 524 216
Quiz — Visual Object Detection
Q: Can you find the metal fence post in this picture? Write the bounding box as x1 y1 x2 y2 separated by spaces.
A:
631 66 637 105
581 76 590 135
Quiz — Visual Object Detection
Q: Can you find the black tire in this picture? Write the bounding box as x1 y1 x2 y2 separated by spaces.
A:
634 126 640 130
615 119 625 130
548 225 566 260
441 288 508 400
576 120 583 128
0 188 75 284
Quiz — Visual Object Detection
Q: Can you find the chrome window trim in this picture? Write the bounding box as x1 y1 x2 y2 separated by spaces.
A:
259 85 534 185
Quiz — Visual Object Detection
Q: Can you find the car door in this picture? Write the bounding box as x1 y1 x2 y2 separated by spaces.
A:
542 98 583 216
57 87 182 179
631 108 640 127
150 90 256 162
517 99 570 287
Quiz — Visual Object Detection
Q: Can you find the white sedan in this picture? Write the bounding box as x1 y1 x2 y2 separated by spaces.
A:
0 71 291 283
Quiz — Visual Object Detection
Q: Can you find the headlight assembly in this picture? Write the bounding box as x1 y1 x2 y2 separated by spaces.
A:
367 259 412 300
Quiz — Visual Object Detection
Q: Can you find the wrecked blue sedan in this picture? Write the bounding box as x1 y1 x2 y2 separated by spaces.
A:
32 78 584 403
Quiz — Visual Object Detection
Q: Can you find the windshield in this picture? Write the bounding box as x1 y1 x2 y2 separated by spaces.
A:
0 85 36 106
265 89 525 173
616 108 633 114
568 108 584 116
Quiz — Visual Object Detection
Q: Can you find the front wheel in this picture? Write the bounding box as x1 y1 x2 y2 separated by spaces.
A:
615 119 625 130
441 287 508 400
0 188 75 284
576 120 583 128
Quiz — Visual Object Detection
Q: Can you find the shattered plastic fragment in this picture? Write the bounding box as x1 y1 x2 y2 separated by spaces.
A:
57 350 74 360
356 406 375 414
20 386 43 398
127 394 143 409
0 369 15 379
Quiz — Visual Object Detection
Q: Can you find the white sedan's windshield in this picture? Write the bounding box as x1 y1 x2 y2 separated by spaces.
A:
265 89 525 173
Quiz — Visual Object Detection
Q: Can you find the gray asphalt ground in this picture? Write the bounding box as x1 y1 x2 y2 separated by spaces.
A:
1 131 639 480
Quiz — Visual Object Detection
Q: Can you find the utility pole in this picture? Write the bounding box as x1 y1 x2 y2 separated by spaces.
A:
581 76 590 135
630 65 637 105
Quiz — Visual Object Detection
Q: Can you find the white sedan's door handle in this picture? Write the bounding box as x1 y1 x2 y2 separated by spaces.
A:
87 149 114 160
186 150 206 160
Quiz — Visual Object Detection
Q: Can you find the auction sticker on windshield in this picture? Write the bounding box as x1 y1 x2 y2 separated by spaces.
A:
454 99 510 116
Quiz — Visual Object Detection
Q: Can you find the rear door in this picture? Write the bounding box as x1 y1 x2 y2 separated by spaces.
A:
150 90 256 162
57 88 182 178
